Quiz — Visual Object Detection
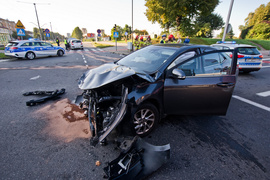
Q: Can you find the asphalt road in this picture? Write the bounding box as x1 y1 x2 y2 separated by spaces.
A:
0 47 269 180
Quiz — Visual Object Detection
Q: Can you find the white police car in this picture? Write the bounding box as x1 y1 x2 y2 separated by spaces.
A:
211 41 263 73
4 39 65 60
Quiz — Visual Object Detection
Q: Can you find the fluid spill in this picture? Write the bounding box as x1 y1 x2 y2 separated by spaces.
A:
35 98 91 142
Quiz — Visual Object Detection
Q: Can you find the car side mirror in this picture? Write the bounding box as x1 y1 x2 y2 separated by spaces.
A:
172 69 186 80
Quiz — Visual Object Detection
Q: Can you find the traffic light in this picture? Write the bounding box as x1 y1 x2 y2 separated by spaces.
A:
114 24 116 31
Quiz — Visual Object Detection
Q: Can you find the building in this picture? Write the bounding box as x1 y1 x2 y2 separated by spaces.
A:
0 18 16 45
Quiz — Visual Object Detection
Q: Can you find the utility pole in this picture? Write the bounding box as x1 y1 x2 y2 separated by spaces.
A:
222 0 234 42
50 22 54 40
33 3 43 40
131 0 133 51
17 1 50 41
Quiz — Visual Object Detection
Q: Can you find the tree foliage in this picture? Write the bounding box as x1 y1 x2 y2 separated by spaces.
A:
144 0 220 36
195 13 224 38
72 27 83 39
239 2 270 39
218 27 235 39
33 27 40 39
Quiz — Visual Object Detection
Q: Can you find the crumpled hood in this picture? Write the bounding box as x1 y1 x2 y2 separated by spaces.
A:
78 63 154 90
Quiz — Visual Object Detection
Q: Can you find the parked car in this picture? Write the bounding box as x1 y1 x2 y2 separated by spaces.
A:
4 39 65 60
75 44 238 145
69 39 83 50
211 41 263 73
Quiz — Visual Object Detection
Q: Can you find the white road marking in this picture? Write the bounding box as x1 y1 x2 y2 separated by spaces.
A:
257 91 270 97
84 60 87 64
85 49 89 51
92 49 97 52
30 75 40 80
232 95 270 112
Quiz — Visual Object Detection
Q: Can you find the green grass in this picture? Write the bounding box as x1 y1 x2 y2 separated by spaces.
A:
248 39 270 50
0 53 9 59
93 43 114 48
0 47 5 50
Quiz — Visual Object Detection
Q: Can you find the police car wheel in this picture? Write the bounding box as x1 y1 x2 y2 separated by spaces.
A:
26 52 35 60
57 50 64 56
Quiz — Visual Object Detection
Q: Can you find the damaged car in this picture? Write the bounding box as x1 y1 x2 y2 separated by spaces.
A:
76 44 238 145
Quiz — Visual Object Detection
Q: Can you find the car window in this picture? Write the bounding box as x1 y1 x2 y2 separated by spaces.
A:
32 42 40 46
238 47 260 55
21 42 33 46
6 42 19 47
177 52 232 77
39 42 52 46
73 40 81 43
167 51 196 69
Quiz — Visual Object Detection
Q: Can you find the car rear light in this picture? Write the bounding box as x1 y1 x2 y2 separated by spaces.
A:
72 43 74 45
81 42 82 45
259 55 263 59
229 54 244 58
10 47 18 49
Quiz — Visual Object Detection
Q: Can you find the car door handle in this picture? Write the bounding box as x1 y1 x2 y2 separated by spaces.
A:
217 82 235 87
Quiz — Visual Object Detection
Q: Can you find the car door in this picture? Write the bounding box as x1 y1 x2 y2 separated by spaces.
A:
39 42 55 56
163 49 238 115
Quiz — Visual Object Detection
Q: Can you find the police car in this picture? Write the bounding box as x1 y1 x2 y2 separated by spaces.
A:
4 39 65 60
211 41 263 73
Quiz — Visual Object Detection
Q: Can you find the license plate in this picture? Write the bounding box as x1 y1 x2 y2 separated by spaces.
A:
246 59 256 62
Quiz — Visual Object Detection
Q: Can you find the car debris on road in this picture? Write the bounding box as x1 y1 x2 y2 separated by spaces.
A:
23 88 65 106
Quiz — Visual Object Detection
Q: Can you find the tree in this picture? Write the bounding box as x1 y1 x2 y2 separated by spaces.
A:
71 27 83 39
239 2 270 39
195 13 224 38
133 29 149 35
123 24 132 40
144 0 220 36
218 27 235 39
33 27 40 39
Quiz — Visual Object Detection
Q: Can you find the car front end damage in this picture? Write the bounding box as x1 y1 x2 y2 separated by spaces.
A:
75 63 161 146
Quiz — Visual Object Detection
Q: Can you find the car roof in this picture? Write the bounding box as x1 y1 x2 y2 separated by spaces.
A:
212 43 256 49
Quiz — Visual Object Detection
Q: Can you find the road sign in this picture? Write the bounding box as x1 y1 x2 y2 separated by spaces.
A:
125 32 128 36
113 32 119 38
16 28 25 36
46 33 50 37
15 20 25 29
97 29 101 34
44 29 50 33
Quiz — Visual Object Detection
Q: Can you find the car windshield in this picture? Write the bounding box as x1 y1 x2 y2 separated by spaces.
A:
238 47 260 55
117 46 178 73
73 40 81 43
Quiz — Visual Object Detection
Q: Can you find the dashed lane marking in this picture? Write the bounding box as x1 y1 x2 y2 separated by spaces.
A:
257 91 270 97
232 95 270 112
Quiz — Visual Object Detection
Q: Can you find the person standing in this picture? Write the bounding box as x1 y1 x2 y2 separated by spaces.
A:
160 34 166 44
184 36 190 44
56 37 60 46
64 38 69 50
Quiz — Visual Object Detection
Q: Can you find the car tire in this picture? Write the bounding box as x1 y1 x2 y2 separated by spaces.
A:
57 50 64 56
133 103 159 137
25 52 35 60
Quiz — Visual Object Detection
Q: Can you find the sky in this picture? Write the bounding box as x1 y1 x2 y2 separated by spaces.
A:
0 0 269 38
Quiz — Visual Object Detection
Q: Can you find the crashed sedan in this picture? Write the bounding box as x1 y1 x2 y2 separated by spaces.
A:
76 44 238 145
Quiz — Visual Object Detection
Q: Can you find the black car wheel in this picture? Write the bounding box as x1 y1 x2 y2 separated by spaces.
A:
133 103 159 137
57 50 64 56
25 52 35 60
